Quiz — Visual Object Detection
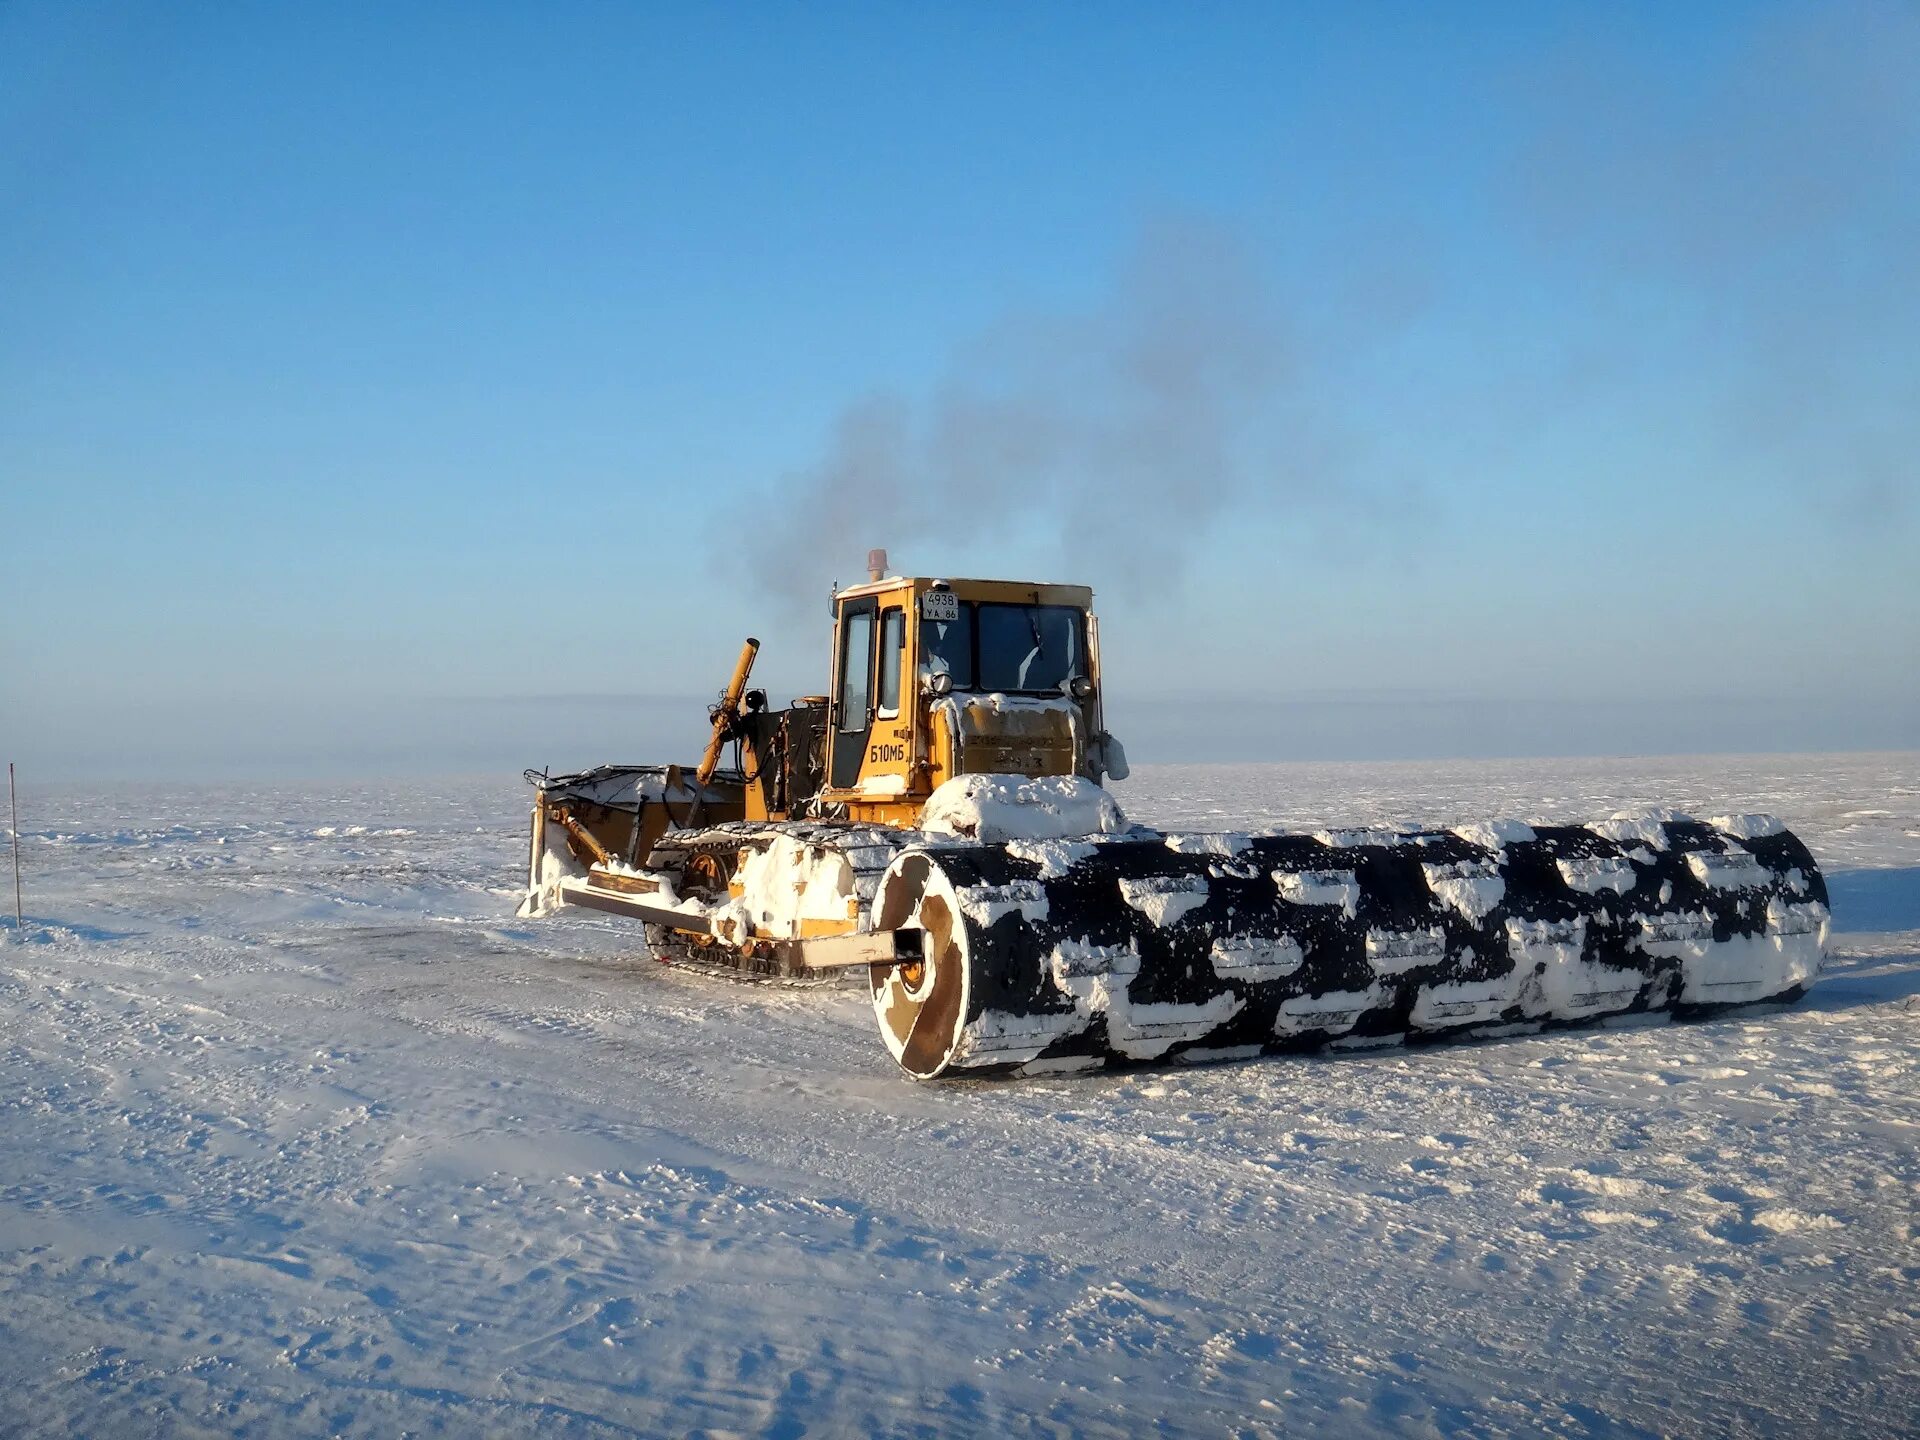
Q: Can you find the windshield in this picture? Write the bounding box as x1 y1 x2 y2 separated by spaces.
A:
975 603 1084 693
920 607 974 690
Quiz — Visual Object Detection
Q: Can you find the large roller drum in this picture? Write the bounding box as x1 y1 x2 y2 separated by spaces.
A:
868 813 1829 1080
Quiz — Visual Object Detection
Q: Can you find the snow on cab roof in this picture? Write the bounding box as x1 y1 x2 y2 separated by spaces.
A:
832 575 1095 603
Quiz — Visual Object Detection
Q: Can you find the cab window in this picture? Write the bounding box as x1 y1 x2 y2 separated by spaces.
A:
921 607 973 690
976 603 1084 693
876 608 905 716
838 609 873 731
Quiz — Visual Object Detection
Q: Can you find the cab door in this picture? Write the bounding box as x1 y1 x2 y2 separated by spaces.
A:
864 604 912 791
830 598 876 788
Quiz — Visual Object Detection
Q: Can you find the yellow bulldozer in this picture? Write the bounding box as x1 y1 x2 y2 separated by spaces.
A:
520 552 1829 1079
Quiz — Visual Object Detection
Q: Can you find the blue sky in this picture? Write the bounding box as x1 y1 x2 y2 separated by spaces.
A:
2 1 1915 779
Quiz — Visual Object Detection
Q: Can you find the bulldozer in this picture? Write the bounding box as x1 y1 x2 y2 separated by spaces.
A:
519 552 1830 1079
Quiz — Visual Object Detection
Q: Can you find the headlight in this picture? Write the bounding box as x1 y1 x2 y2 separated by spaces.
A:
926 672 954 698
1069 676 1096 701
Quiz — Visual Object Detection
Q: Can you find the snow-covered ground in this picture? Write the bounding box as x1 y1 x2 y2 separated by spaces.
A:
2 753 1915 1437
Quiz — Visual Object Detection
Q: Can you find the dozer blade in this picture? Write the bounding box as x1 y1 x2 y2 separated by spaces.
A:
868 813 1828 1079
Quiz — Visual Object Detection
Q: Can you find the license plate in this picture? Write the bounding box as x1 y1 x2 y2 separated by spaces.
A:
919 589 959 622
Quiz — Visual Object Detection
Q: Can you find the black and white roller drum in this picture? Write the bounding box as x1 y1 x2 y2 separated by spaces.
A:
868 812 1829 1080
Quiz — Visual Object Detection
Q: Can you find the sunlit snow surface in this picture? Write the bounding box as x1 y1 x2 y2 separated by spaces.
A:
2 753 1916 1437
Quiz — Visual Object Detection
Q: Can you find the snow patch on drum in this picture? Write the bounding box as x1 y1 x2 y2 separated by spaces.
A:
1118 874 1211 927
1685 850 1770 890
1422 859 1506 920
1557 855 1638 895
1273 869 1360 918
1208 933 1306 984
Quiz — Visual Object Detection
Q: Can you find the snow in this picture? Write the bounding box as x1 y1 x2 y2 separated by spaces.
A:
1709 812 1788 839
1411 977 1519 1028
954 1005 1086 1062
739 835 855 925
1272 867 1361 917
1365 925 1448 975
1504 916 1646 1014
920 772 1128 842
1315 824 1415 848
953 878 1051 929
712 833 859 943
1452 817 1538 850
1593 808 1693 847
1422 858 1507 919
1002 836 1098 878
1101 990 1244 1058
1116 873 1211 927
1684 848 1771 889
1045 942 1244 1062
1207 933 1306 984
1633 895 1829 1005
521 812 586 917
1049 937 1139 982
1557 853 1639 894
1163 830 1253 856
1 752 1917 1436
1272 983 1388 1036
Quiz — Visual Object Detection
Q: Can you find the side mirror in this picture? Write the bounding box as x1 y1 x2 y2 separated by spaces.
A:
1069 676 1096 702
925 672 954 698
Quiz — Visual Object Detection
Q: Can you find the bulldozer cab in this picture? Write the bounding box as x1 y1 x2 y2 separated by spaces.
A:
821 574 1109 825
